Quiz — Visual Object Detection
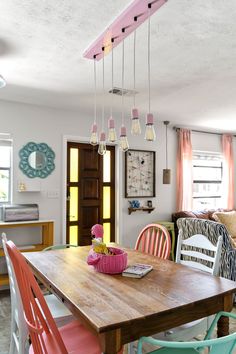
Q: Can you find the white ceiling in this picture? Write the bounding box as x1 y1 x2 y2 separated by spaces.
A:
0 0 236 132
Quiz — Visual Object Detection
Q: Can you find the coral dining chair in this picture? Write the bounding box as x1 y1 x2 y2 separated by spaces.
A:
1 233 74 354
135 223 171 259
6 239 123 354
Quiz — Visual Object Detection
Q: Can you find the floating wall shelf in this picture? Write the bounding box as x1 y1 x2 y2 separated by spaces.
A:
128 207 155 215
83 0 167 61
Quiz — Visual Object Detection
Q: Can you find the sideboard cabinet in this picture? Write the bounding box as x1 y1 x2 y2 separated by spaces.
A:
0 219 54 287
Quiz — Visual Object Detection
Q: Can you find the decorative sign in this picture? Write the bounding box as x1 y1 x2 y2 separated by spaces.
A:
125 149 155 198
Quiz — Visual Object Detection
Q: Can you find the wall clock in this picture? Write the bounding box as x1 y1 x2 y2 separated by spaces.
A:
125 149 155 198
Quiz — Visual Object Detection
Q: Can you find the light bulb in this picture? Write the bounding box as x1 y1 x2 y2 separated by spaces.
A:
90 122 98 146
131 108 141 135
98 132 106 155
119 126 129 152
144 113 156 141
108 116 117 143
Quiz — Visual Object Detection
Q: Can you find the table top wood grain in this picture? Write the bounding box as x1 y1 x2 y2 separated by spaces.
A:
23 246 236 354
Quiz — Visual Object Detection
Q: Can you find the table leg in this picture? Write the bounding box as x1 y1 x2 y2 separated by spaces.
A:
217 293 233 337
99 329 122 354
217 316 229 337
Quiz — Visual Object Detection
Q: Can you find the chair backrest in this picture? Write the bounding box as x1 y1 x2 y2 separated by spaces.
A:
135 224 171 259
6 240 68 354
138 311 236 354
43 244 78 251
1 233 28 354
176 231 223 275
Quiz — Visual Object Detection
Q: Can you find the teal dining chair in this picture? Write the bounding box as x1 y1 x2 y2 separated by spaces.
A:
137 311 236 354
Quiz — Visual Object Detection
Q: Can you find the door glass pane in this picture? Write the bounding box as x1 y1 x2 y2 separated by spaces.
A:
70 187 78 221
70 148 79 182
103 186 110 219
103 223 110 244
103 151 111 182
69 225 78 245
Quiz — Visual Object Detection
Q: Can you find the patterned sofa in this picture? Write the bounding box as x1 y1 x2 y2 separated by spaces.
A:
177 217 236 282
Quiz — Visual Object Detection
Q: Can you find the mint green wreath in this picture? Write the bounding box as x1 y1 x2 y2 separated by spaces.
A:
19 142 55 178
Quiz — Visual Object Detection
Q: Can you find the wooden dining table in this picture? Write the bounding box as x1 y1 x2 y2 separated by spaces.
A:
23 245 236 354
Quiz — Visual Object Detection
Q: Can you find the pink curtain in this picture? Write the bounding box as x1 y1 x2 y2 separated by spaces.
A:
222 134 234 209
176 129 193 211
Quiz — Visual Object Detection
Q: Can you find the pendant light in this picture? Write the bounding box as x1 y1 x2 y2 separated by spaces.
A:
108 40 117 143
145 6 156 142
98 54 106 155
163 121 171 184
0 75 6 88
131 30 141 136
119 38 129 152
90 58 98 146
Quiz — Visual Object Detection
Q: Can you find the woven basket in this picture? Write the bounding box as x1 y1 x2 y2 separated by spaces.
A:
87 247 127 274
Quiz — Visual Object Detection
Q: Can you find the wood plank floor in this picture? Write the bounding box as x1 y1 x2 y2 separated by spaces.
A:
1 290 236 354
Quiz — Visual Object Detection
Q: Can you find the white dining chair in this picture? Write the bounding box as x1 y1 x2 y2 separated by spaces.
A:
154 231 223 341
1 233 74 354
129 232 223 354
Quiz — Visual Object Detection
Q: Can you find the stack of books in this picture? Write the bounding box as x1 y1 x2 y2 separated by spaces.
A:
122 263 153 278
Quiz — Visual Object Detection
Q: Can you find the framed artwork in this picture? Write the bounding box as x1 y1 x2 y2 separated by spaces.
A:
125 149 155 198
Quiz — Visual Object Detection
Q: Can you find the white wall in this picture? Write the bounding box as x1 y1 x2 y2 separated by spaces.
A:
0 99 235 248
0 99 178 247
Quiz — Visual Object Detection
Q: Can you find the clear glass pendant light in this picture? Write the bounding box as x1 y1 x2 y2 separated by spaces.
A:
119 39 129 152
90 58 98 146
145 9 156 142
108 42 117 143
98 55 106 155
131 30 141 136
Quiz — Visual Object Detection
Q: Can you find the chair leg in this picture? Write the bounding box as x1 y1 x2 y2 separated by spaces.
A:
128 342 137 354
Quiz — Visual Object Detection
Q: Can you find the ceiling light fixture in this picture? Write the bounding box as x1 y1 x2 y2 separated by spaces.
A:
0 75 6 89
119 39 129 152
90 58 98 146
131 30 141 136
144 6 156 142
84 0 168 151
163 120 171 184
98 54 106 155
108 40 117 143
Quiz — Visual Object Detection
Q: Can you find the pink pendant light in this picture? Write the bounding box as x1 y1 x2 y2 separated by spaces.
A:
145 6 156 142
90 58 98 146
108 41 117 143
131 30 141 136
98 54 106 155
119 39 129 152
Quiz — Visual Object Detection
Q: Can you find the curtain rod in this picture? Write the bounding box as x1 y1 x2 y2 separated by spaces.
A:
173 127 236 138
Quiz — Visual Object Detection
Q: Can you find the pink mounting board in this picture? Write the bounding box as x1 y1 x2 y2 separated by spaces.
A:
83 0 167 61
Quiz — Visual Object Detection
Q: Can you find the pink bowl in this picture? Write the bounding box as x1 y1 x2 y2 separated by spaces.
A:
87 247 128 274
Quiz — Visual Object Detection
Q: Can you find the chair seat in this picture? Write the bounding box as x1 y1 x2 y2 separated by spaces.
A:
153 318 209 342
29 319 123 354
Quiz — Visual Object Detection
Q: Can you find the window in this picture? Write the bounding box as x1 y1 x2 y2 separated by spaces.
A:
0 137 12 203
192 151 223 209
